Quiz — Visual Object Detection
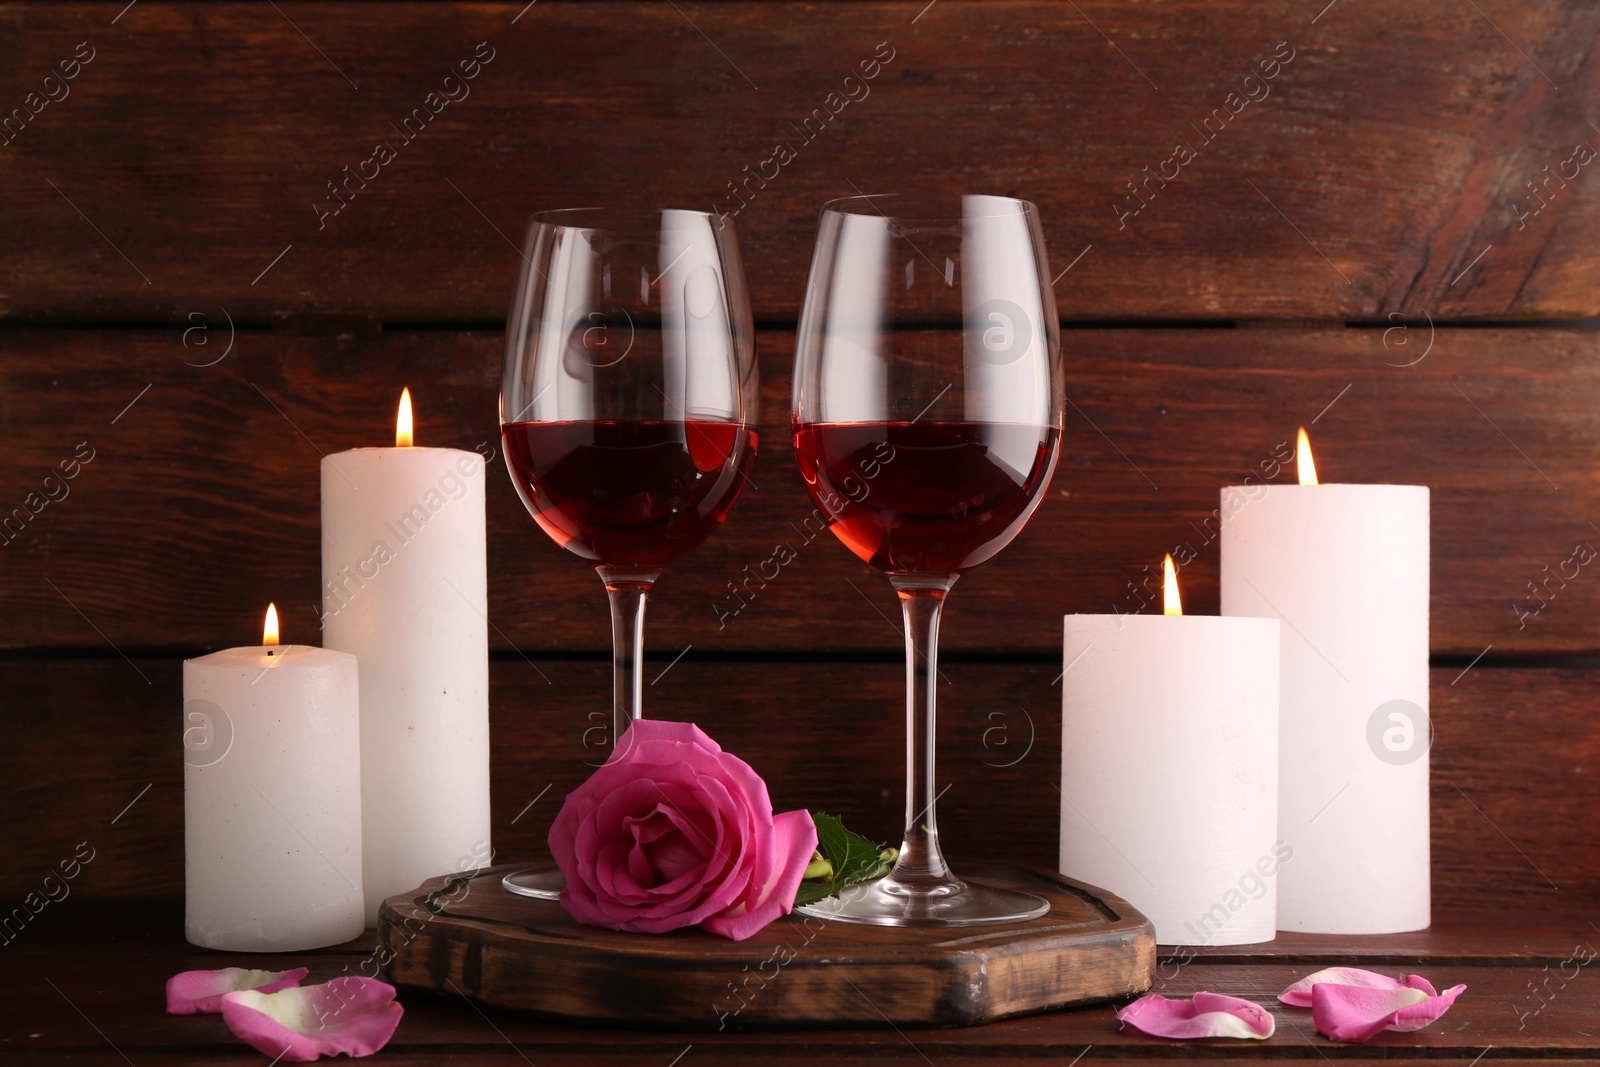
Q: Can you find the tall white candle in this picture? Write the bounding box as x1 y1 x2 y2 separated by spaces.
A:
322 389 491 923
1061 559 1281 945
184 605 364 951
1220 429 1430 934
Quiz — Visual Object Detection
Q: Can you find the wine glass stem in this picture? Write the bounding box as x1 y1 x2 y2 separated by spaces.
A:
599 568 659 744
891 575 960 885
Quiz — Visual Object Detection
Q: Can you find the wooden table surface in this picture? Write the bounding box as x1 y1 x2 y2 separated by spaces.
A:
6 3 1600 1062
4 900 1595 1064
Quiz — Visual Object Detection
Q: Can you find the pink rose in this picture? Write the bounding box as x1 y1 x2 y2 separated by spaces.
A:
550 719 817 941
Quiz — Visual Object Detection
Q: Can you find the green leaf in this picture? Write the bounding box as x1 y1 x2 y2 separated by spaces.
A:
852 853 893 887
812 812 883 887
791 879 835 908
811 812 852 878
793 812 895 906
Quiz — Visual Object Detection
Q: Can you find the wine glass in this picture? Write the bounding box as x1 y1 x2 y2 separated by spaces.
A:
791 194 1062 925
499 207 758 898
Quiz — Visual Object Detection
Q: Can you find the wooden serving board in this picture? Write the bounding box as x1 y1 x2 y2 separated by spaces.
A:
379 863 1154 1029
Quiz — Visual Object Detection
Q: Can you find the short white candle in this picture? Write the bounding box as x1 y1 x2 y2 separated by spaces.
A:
184 604 364 951
1221 428 1430 934
1060 558 1281 945
322 389 491 923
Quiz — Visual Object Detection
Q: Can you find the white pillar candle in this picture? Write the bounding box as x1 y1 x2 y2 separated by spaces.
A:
1220 430 1430 934
1061 562 1280 946
184 606 363 951
322 390 491 923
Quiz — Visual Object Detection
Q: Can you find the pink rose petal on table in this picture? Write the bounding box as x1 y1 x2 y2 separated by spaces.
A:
220 977 403 1062
1117 992 1275 1040
1277 967 1466 1043
1310 980 1466 1043
1278 966 1435 1007
166 966 309 1015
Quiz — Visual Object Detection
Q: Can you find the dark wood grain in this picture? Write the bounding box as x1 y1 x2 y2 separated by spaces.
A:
3 2 1599 323
4 2 1596 1058
3 658 1595 914
13 897 1598 964
4 327 1600 655
39 1058 1600 1067
378 865 1155 1028
3 922 1597 1060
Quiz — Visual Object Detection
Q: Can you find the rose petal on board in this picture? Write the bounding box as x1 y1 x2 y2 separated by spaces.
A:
700 808 819 941
1277 966 1436 1008
1309 981 1466 1043
1117 991 1276 1040
166 966 309 1015
219 977 403 1062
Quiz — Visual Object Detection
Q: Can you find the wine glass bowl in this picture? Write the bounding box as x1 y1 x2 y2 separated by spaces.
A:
792 194 1062 925
790 421 1059 575
502 208 758 576
499 207 757 900
502 418 757 571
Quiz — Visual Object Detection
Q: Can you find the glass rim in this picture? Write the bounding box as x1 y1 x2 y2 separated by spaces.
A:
818 193 1039 224
526 206 735 234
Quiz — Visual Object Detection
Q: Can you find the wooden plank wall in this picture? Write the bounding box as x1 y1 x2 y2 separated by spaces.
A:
2 1 1598 915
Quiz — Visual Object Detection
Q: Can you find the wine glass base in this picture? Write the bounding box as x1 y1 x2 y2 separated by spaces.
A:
796 872 1050 927
501 865 566 900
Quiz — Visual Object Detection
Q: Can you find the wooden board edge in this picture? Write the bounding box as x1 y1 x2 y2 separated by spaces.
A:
379 865 1155 1029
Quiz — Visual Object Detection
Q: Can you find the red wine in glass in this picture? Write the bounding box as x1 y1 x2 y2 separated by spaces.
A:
504 419 758 569
792 421 1058 574
498 207 758 902
790 193 1063 926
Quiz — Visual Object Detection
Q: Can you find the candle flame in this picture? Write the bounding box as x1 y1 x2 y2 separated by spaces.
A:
396 387 414 448
1297 427 1319 485
1162 554 1182 616
263 602 280 646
